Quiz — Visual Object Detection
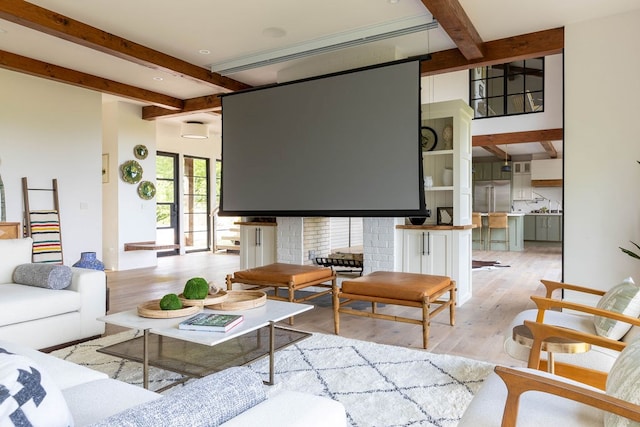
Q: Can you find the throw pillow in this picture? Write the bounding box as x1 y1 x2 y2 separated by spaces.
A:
90 367 267 427
605 337 640 426
12 263 72 290
0 347 74 427
594 277 640 340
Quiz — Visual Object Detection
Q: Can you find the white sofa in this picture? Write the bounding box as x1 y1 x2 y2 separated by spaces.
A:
0 338 347 426
0 238 106 349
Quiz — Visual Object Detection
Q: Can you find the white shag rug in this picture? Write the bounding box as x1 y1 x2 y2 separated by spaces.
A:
51 331 494 427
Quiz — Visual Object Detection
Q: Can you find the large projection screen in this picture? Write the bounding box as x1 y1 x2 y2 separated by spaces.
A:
220 60 424 217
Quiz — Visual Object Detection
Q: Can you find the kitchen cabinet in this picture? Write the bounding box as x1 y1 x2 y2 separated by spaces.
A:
524 215 536 240
531 159 563 187
535 215 562 241
238 223 276 269
491 162 512 180
512 161 532 200
472 161 512 182
421 100 473 226
402 229 451 277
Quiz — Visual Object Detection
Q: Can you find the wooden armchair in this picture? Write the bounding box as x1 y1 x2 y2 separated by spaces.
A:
459 320 640 427
504 279 640 389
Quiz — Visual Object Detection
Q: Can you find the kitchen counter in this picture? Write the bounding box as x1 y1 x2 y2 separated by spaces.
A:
477 212 525 217
523 212 562 216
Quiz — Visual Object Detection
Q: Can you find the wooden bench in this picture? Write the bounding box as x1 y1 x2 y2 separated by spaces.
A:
332 271 456 349
226 263 337 324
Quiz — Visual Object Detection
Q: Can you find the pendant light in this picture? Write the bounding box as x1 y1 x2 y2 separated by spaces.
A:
501 144 511 172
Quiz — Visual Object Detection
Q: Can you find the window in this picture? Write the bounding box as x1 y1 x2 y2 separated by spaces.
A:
183 156 210 252
470 57 544 119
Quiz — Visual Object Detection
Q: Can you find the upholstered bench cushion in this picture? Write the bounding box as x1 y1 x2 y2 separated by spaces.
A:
341 271 452 302
234 263 333 285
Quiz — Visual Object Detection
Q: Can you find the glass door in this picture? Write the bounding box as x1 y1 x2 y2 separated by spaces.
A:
156 152 179 256
183 156 210 252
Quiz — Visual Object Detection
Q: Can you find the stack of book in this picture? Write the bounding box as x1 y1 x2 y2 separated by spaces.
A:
178 313 244 332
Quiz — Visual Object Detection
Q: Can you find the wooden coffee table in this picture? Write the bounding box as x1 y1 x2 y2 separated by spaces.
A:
98 299 312 390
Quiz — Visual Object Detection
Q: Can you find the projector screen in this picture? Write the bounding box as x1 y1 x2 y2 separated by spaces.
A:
220 60 424 217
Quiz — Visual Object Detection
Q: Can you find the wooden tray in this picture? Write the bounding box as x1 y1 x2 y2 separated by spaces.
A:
137 299 201 319
207 290 267 311
178 290 228 307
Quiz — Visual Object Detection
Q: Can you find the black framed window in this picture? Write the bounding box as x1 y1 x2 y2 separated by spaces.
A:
470 57 544 119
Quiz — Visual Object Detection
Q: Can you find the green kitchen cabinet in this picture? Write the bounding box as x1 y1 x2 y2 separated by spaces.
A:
524 215 536 240
535 215 562 241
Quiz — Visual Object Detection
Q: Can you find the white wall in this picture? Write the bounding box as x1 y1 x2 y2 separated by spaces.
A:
0 69 102 265
564 9 640 300
102 101 157 270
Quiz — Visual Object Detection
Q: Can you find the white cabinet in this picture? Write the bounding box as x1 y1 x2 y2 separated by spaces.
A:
512 161 532 200
531 159 562 180
421 100 473 226
399 227 472 306
402 229 451 277
239 224 276 269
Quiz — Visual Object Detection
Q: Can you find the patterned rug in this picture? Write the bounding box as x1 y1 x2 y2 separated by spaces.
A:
51 331 494 427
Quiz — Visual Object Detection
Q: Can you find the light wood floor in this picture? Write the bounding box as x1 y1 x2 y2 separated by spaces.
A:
105 242 562 367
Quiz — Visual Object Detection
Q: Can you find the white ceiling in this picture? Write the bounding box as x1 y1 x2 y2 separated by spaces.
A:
3 0 640 156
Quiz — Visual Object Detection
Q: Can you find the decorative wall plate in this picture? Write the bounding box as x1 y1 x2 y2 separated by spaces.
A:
421 126 438 151
134 144 148 159
120 160 143 184
137 181 156 199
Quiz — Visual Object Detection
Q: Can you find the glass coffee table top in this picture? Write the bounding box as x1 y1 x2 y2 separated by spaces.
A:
99 326 309 380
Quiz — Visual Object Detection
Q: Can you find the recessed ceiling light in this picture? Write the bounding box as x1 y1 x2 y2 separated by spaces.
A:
388 0 399 4
153 76 163 81
262 27 286 38
199 49 211 55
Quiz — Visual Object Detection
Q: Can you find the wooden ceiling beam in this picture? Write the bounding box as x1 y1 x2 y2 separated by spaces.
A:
420 27 563 76
540 141 558 158
142 95 223 120
0 50 184 110
482 145 510 160
473 128 564 147
420 0 485 59
0 0 251 92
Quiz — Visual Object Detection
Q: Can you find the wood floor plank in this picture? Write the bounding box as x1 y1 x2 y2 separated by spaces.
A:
105 242 561 366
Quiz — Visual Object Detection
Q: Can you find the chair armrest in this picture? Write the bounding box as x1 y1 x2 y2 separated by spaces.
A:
523 320 626 372
494 365 640 427
530 296 640 328
540 279 606 299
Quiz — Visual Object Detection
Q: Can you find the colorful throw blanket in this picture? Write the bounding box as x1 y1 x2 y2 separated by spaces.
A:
29 210 62 264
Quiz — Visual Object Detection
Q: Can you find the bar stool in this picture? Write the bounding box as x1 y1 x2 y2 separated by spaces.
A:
487 212 509 250
472 212 484 248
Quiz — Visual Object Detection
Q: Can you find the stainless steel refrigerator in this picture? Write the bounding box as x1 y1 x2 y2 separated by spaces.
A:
473 180 511 212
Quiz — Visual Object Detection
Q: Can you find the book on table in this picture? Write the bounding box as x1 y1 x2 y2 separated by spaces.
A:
178 313 244 332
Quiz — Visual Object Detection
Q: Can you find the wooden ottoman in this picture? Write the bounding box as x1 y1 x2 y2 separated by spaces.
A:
332 271 456 349
226 263 337 323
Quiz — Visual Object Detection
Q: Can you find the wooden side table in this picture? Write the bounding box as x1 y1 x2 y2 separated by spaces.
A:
513 324 591 374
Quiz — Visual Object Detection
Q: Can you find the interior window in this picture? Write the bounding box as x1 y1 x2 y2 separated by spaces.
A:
470 57 544 119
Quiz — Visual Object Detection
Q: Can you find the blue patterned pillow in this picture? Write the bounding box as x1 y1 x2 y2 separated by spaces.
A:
90 367 266 427
0 347 74 427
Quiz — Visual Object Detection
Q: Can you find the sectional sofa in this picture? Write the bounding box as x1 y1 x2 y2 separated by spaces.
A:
0 237 106 349
0 337 347 426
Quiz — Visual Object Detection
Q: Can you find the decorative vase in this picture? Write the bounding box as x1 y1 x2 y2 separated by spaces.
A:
442 168 454 186
73 252 105 271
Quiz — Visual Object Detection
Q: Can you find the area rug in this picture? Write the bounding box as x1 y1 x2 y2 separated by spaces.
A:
51 331 494 427
472 260 510 270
